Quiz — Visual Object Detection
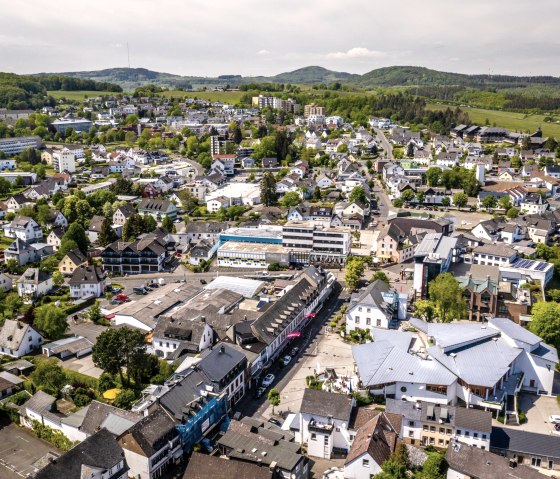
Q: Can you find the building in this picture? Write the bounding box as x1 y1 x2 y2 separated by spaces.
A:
198 343 247 406
304 103 326 117
0 370 24 399
375 222 419 263
152 315 214 358
472 244 518 267
345 280 405 332
182 452 273 479
445 441 548 479
252 95 299 113
42 335 93 359
113 204 136 226
68 265 107 299
3 216 43 243
59 249 88 275
52 147 77 173
217 241 290 268
4 238 53 266
35 428 129 479
102 234 167 275
490 427 560 472
17 268 53 300
0 320 43 358
0 272 13 292
0 135 42 156
81 180 115 196
521 193 548 215
138 199 177 221
118 407 182 479
52 117 93 135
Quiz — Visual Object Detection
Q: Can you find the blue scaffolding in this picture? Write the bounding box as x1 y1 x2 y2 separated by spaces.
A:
175 394 229 452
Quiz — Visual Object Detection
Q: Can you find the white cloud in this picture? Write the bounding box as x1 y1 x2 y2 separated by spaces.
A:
257 49 270 55
327 47 386 59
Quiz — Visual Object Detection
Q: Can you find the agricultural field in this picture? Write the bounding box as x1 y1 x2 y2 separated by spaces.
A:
427 102 560 138
47 90 118 100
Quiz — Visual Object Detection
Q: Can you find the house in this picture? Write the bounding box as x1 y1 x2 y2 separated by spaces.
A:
17 268 53 300
262 157 278 168
47 227 64 251
152 315 214 358
471 217 524 244
138 198 177 221
344 412 400 479
5 194 34 213
102 234 167 275
472 243 518 267
0 272 12 292
445 441 548 479
291 389 354 459
521 193 548 215
2 358 34 376
0 370 24 399
0 320 43 357
206 195 230 213
36 429 129 479
117 407 182 479
68 265 107 299
345 280 404 332
113 204 136 226
183 453 273 479
185 221 229 242
4 238 53 266
198 343 247 406
3 216 43 243
88 215 105 243
315 173 334 188
375 222 419 263
42 335 93 359
59 249 87 275
218 419 309 479
490 427 560 472
189 238 215 265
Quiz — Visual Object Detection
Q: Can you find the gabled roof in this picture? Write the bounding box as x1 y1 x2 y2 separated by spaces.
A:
17 267 51 285
350 279 396 318
491 427 560 459
22 390 55 414
300 389 352 422
488 317 541 347
0 320 41 351
345 413 398 467
63 249 87 266
183 453 273 479
68 265 106 285
198 344 247 383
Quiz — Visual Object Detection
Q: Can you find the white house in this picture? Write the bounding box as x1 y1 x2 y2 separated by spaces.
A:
17 268 53 300
3 216 43 243
152 316 214 359
0 320 43 358
52 148 76 173
68 265 107 299
206 196 230 213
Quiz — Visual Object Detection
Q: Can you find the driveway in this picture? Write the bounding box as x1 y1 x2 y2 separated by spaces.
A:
495 393 560 435
59 354 103 379
0 421 60 478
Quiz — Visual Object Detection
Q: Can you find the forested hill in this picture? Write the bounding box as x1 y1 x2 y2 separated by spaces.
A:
0 73 122 109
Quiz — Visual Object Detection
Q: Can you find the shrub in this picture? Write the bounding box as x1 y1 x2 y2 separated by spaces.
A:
31 420 76 451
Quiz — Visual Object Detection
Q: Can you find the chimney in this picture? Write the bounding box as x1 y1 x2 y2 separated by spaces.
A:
220 344 225 353
200 316 206 323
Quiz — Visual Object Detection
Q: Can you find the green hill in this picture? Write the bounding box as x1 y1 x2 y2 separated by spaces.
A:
268 65 357 84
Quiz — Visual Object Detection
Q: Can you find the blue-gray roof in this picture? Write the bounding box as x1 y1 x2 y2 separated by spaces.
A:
488 317 541 346
491 426 560 459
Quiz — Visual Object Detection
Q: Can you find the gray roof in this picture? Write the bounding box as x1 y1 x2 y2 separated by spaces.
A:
412 319 500 351
488 317 541 346
491 426 560 459
183 452 273 479
454 406 492 433
385 398 422 421
35 428 126 479
0 320 40 351
73 400 141 437
446 441 547 479
349 279 397 319
198 344 246 384
473 243 518 258
159 369 214 421
68 265 106 285
22 390 56 414
17 268 51 285
300 389 353 422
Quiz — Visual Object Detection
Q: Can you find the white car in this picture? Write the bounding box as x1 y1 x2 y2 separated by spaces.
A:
281 355 292 366
549 415 560 424
262 374 275 388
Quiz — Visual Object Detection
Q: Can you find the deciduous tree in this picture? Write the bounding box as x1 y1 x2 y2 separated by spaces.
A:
428 273 466 322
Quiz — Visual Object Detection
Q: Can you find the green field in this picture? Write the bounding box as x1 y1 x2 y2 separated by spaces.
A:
47 90 118 100
159 90 247 103
427 102 560 138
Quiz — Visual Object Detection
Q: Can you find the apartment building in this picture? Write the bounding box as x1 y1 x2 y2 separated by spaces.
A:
304 103 326 117
251 95 299 113
52 147 77 173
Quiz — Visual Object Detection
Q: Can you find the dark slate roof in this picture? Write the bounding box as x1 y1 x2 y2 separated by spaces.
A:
68 265 106 285
300 389 352 422
64 249 86 266
77 400 141 436
454 406 492 433
121 407 178 457
198 344 246 383
88 215 105 232
446 441 547 479
491 426 560 459
35 428 126 479
21 390 56 414
139 198 173 212
183 452 273 479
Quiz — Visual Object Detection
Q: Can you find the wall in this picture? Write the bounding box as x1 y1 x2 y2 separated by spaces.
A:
122 448 150 479
344 453 382 479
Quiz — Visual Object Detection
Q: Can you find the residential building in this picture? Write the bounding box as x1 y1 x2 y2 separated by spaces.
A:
17 268 53 300
185 221 229 242
345 280 405 332
152 315 214 358
113 204 136 226
59 249 87 275
490 427 560 472
0 320 43 358
445 441 548 479
304 104 326 117
4 238 53 265
5 193 34 213
52 147 76 173
42 335 93 359
102 234 167 275
138 198 177 221
521 193 548 215
118 407 182 479
36 428 129 479
0 371 24 399
47 227 64 251
0 272 12 292
472 244 518 267
68 265 107 299
375 222 420 263
183 453 273 479
0 135 42 156
3 216 43 243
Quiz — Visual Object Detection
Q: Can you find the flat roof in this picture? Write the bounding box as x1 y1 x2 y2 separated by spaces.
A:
205 182 261 201
221 227 282 239
218 241 288 254
205 275 265 298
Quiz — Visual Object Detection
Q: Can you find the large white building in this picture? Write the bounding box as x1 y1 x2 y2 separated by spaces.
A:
52 147 77 173
0 136 42 156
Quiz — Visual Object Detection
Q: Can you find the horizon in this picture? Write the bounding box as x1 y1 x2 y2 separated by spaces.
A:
2 0 559 77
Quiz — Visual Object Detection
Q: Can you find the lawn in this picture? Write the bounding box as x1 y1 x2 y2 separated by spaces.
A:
158 90 247 103
47 90 118 100
427 102 560 138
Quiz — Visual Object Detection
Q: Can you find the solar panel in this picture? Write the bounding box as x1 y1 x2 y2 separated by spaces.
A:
536 263 548 271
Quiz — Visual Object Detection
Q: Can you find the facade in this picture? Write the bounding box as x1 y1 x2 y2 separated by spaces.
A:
0 135 42 156
138 199 177 221
102 235 167 275
52 117 93 134
59 249 88 275
3 216 43 243
152 316 214 358
52 148 77 173
17 268 53 300
68 265 107 299
217 241 290 268
0 320 43 358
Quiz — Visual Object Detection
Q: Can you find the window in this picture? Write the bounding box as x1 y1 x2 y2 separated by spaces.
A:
324 436 329 445
409 431 414 437
482 434 487 439
446 429 452 435
367 308 371 313
438 439 444 446
439 427 445 434
311 433 317 441
531 458 541 467
408 421 415 427
349 435 355 441
456 429 462 435
423 425 428 431
474 432 478 438
366 318 371 325
465 431 470 437
358 307 362 312
401 386 407 393
376 319 381 327
430 426 436 433
362 459 369 467
481 446 485 450
355 316 360 324
429 438 435 445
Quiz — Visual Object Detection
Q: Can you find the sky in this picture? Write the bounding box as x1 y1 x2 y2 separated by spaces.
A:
2 0 560 77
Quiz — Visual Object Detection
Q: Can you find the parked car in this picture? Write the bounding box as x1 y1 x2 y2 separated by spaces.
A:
268 418 282 427
281 355 292 366
549 415 560 424
291 347 300 357
262 374 275 388
255 387 267 398
200 279 207 285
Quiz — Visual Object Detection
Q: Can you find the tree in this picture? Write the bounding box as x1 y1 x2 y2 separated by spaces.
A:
414 299 435 322
59 239 79 256
348 186 367 205
452 192 468 209
313 186 322 201
416 453 448 479
426 167 442 187
401 189 415 203
506 207 519 219
371 271 389 284
392 198 404 208
88 300 102 323
498 195 512 211
529 301 560 351
260 172 278 206
114 389 138 410
345 258 365 291
416 190 425 204
268 388 280 415
162 215 175 232
274 129 290 161
428 273 467 322
406 142 415 157
481 195 498 210
280 191 302 208
52 271 64 287
62 223 88 255
98 217 117 246
441 197 450 207
30 360 66 396
92 327 149 387
252 136 276 160
34 305 68 340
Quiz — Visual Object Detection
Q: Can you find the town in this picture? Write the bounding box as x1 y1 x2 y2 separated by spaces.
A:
1 19 560 479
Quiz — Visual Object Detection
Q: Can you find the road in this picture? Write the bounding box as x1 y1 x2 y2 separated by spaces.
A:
233 282 344 419
373 127 393 160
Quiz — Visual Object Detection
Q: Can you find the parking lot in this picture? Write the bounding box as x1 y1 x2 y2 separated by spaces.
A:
0 421 60 478
498 393 560 435
59 354 103 378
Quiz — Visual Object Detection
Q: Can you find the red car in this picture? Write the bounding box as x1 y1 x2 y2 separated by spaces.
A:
116 293 129 301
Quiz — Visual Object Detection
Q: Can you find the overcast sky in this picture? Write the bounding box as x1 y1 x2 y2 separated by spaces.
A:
2 0 559 77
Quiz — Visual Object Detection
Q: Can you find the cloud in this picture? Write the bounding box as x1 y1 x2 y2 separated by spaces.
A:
257 49 270 55
327 47 386 59
110 43 124 48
